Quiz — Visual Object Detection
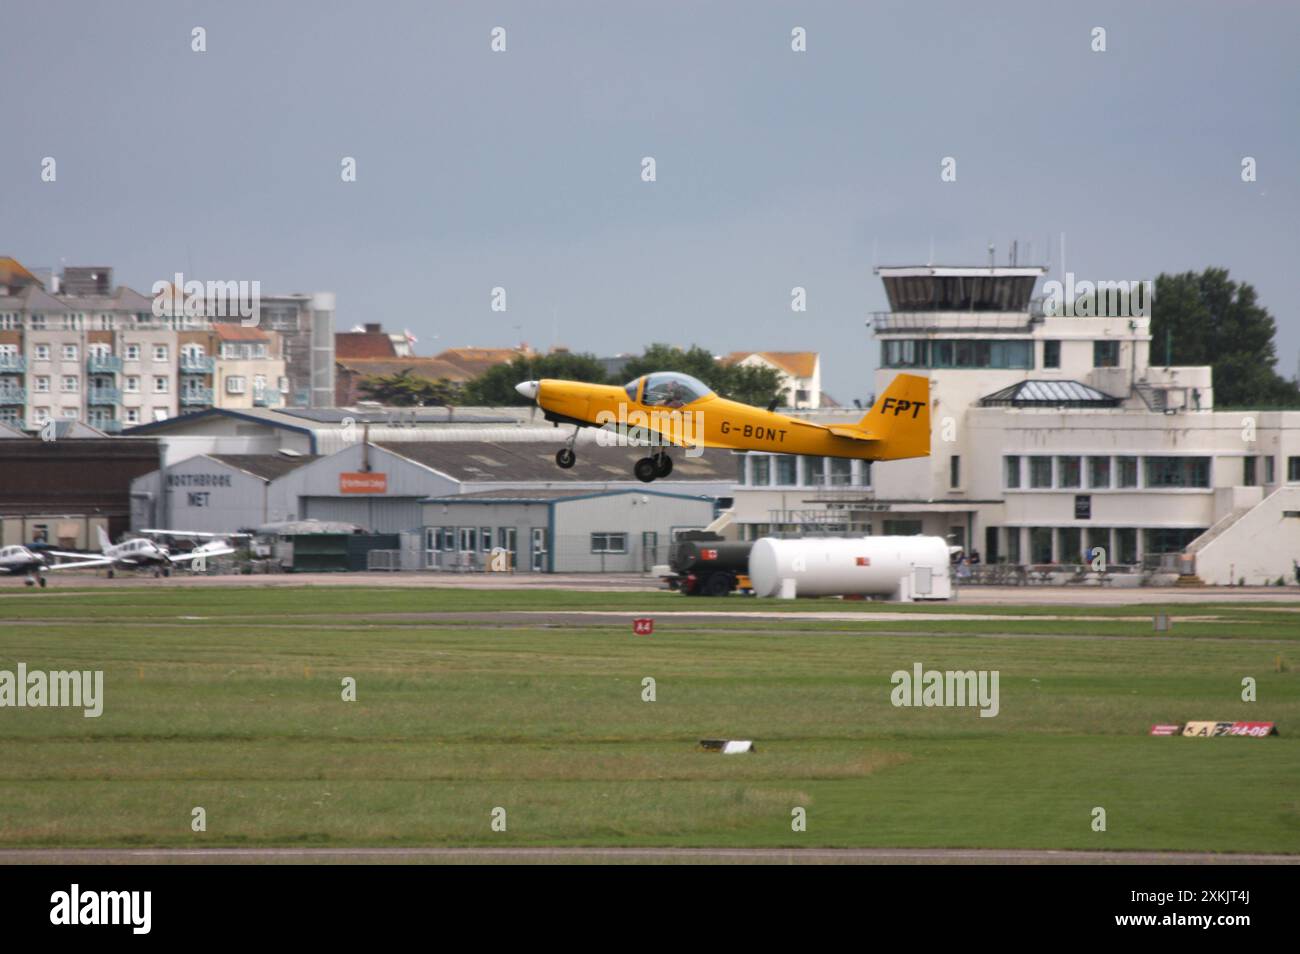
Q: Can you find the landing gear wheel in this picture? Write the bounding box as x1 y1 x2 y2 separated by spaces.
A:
555 447 576 469
24 578 34 587
38 577 47 588
106 569 115 579
153 568 162 578
653 453 673 478
634 457 658 483
162 567 171 577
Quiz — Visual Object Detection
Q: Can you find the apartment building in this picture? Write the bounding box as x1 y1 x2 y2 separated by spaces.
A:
0 259 333 430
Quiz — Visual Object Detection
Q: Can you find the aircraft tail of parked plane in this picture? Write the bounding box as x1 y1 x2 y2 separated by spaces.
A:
97 526 112 553
825 373 931 460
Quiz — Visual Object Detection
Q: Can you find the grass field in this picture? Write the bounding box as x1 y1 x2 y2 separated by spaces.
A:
0 586 1296 854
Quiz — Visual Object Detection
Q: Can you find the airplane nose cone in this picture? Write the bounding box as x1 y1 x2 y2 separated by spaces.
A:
515 380 539 400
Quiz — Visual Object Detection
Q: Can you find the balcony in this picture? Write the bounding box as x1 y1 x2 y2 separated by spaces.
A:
87 387 122 405
870 311 1036 335
92 419 123 434
180 355 215 373
0 355 27 373
87 354 123 373
181 388 214 406
253 390 280 408
0 387 25 405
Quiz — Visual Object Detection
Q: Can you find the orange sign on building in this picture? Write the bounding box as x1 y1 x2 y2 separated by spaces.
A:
340 472 387 494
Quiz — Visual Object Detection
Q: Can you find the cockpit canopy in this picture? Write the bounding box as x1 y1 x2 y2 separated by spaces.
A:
625 372 712 408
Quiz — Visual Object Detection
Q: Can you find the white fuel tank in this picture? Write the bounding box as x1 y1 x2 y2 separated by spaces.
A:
748 536 952 601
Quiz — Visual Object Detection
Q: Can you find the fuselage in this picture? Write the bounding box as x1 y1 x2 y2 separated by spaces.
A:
532 376 886 460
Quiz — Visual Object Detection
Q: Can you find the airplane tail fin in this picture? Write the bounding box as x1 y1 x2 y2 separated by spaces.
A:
856 373 931 460
96 526 111 553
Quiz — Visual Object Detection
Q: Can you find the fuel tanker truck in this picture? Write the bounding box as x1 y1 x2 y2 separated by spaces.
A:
664 531 755 596
748 535 952 601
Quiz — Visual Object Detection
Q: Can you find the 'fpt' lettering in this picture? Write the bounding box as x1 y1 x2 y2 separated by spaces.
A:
880 397 926 418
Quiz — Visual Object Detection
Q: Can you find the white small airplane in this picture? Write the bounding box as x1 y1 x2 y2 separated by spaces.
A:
41 528 240 579
138 529 246 572
0 544 113 587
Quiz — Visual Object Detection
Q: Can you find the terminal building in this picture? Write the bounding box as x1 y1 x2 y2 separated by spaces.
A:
730 265 1300 585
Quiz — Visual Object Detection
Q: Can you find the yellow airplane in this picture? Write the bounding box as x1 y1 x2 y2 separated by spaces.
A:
515 371 930 482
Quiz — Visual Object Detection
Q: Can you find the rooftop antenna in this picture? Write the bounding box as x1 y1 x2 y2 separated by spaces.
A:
1011 239 1018 266
987 242 995 267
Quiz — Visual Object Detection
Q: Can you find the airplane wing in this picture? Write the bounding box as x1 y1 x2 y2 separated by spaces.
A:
170 547 236 564
45 556 114 570
141 529 248 539
47 549 99 560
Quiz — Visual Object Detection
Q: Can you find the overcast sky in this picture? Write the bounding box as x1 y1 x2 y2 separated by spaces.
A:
4 1 1297 403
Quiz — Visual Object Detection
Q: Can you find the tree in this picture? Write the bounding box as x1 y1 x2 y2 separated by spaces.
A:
462 351 609 405
358 369 462 406
1149 268 1300 407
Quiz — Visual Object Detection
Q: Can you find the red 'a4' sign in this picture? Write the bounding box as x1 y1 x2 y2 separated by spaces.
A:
632 618 654 635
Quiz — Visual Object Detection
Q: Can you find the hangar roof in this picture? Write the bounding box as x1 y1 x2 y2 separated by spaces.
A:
208 453 319 481
378 441 735 484
425 487 717 504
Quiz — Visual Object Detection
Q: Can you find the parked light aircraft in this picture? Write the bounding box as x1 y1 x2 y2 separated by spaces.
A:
515 371 930 481
0 544 112 587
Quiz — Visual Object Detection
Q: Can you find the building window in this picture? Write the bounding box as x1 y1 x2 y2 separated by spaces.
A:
33 407 50 424
1288 457 1300 482
225 376 246 395
1088 456 1111 489
775 455 797 486
829 458 852 486
805 456 825 488
153 345 169 362
35 376 50 393
1115 528 1138 564
1004 456 1021 489
1243 456 1258 486
34 344 50 361
949 455 961 489
1144 527 1205 556
1029 528 1053 563
887 338 1033 370
154 377 169 393
1043 340 1061 369
1029 456 1052 488
1093 340 1120 368
125 408 139 424
62 344 78 361
1117 456 1139 488
1057 456 1081 488
125 376 140 392
1144 456 1210 488
457 528 478 552
62 407 79 419
1058 527 1083 564
882 520 923 536
61 375 79 393
1005 528 1021 564
1265 456 1276 484
125 344 140 361
591 532 627 554
751 455 771 486
480 528 493 553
